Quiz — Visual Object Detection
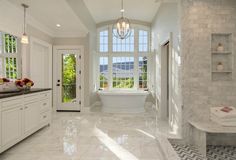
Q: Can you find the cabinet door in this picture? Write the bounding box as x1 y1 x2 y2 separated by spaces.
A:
1 105 23 147
24 101 40 135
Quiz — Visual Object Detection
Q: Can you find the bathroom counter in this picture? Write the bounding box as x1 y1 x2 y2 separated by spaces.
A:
0 88 51 99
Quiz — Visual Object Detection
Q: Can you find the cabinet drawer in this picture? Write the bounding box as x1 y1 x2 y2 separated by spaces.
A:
39 92 50 99
40 111 50 124
40 99 50 112
2 98 23 110
24 94 39 103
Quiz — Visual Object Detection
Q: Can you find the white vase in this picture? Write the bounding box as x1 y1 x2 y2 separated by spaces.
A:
217 45 224 52
217 64 224 71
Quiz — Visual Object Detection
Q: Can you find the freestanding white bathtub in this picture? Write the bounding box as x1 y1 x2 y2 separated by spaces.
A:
97 90 149 113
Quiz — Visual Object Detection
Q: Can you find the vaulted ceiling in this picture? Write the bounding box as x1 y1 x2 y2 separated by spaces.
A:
83 0 161 23
6 0 176 38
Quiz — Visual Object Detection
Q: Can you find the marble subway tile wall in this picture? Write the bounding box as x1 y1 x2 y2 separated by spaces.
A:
180 0 236 140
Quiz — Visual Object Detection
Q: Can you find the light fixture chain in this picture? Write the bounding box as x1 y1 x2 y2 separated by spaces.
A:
121 0 124 17
121 0 123 10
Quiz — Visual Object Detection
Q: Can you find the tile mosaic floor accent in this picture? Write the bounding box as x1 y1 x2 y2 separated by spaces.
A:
207 145 236 160
171 143 236 160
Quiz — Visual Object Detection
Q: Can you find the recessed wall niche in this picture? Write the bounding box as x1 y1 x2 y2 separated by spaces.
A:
211 33 233 81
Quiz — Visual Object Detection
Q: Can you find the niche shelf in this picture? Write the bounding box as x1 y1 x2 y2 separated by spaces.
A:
211 33 233 81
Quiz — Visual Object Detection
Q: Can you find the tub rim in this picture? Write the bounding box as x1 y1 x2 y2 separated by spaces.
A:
97 90 149 96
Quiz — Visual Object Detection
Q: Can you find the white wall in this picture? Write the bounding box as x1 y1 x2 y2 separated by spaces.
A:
152 2 182 136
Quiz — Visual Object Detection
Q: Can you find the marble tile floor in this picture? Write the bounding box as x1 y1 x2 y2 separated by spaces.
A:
91 105 181 140
0 109 178 160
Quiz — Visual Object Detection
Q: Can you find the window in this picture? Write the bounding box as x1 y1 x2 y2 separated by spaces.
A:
97 26 150 90
139 30 148 52
99 57 108 89
139 57 148 89
113 29 134 52
0 32 19 79
99 30 108 53
112 57 134 88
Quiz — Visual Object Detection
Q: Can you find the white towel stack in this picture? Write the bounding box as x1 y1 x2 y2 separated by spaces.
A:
210 106 236 126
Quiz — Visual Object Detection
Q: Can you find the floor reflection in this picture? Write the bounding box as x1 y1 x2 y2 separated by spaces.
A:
0 109 169 160
94 127 139 160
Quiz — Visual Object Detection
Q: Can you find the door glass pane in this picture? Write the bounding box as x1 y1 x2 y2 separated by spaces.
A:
62 54 76 103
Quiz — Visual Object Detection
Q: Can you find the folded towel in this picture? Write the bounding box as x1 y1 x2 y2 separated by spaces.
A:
210 114 236 123
210 107 236 119
211 115 236 127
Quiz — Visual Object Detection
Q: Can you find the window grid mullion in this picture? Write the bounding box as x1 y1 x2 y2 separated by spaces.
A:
11 36 14 54
134 28 139 90
7 35 9 54
108 26 113 89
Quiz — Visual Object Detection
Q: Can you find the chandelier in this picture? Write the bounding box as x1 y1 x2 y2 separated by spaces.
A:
112 0 131 40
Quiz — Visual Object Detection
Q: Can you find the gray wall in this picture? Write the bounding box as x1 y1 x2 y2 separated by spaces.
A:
181 0 236 139
152 2 182 136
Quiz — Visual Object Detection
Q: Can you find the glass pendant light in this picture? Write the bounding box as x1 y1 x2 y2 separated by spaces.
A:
21 4 29 44
112 0 131 40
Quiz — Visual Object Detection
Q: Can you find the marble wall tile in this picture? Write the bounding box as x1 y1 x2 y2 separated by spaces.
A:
180 0 236 140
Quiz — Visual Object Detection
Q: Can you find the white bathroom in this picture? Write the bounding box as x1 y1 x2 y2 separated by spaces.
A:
0 0 236 160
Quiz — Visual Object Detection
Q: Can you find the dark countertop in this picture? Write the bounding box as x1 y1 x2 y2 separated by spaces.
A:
0 88 52 99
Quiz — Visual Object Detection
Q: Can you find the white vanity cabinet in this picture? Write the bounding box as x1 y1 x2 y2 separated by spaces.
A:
0 90 52 153
24 101 40 136
1 100 24 149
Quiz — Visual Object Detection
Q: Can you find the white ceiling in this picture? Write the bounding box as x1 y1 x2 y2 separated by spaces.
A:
83 0 161 23
8 0 89 37
6 0 176 37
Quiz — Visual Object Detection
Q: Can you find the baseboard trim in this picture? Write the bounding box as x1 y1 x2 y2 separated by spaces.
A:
57 110 81 112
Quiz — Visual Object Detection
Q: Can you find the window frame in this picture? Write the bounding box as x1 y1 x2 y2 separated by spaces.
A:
0 32 21 79
97 24 151 90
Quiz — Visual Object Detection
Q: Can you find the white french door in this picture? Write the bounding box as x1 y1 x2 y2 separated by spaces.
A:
56 49 82 111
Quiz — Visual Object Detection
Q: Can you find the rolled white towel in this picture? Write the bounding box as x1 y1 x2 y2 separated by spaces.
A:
210 107 236 119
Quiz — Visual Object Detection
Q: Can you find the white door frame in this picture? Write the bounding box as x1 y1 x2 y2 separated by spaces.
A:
53 45 84 112
159 32 173 121
29 37 53 88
